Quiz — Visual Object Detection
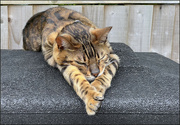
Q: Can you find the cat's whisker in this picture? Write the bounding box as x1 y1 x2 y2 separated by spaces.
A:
105 60 115 67
98 68 105 77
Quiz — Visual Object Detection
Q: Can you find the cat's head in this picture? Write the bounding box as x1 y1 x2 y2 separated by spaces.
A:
55 22 113 82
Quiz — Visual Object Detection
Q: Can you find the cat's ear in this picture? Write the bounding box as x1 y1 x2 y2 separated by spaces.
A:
55 34 80 51
91 26 112 44
56 34 71 50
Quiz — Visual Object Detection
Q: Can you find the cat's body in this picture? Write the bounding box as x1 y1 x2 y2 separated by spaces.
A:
23 7 119 115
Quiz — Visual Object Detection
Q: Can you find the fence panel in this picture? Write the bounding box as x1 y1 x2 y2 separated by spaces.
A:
127 5 153 52
171 5 179 63
82 5 104 28
104 5 129 43
1 6 8 49
150 5 176 58
0 5 179 63
8 6 33 49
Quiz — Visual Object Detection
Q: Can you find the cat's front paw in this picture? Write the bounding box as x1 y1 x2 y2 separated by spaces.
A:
85 91 104 115
91 80 107 95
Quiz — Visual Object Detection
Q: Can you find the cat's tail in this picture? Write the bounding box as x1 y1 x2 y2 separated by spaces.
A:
23 11 45 51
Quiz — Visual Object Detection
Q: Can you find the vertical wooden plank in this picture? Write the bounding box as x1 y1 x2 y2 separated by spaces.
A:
171 5 179 63
8 6 33 49
62 5 82 13
33 5 58 14
104 5 129 43
150 5 176 58
82 5 104 28
127 5 153 52
1 6 8 49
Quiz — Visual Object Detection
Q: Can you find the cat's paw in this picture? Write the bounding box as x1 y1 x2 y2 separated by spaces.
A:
85 91 104 115
91 81 106 94
86 98 102 115
93 91 104 101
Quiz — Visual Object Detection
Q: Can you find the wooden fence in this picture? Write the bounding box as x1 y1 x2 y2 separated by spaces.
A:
1 4 179 63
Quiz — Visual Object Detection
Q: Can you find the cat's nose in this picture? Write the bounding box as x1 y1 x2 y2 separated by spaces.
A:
90 62 100 77
91 69 100 77
92 72 99 77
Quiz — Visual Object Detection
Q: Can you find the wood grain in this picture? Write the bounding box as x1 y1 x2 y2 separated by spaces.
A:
83 5 104 28
104 5 129 43
1 6 8 49
150 5 176 58
127 5 153 52
171 5 179 63
8 6 33 49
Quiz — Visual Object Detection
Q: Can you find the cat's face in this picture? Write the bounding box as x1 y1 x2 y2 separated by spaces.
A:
62 43 111 82
55 23 112 82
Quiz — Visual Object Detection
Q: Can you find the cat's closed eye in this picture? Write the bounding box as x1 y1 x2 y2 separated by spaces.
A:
98 54 109 61
75 61 87 66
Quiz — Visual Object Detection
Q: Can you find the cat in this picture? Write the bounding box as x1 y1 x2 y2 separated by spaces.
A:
23 7 119 115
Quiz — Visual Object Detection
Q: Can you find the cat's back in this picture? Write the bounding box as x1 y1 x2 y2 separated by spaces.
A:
43 7 95 28
23 7 83 36
24 6 94 33
44 7 79 20
23 7 95 51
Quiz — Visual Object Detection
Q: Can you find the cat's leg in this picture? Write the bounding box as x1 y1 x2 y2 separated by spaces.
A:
57 65 104 115
91 54 119 95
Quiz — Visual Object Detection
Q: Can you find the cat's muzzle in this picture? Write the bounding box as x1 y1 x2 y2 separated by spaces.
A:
86 76 96 83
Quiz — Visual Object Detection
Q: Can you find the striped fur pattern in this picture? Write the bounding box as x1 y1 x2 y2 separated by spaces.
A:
23 7 119 115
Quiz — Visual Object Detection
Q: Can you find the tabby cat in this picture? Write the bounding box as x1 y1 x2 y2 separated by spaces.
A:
23 7 119 115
